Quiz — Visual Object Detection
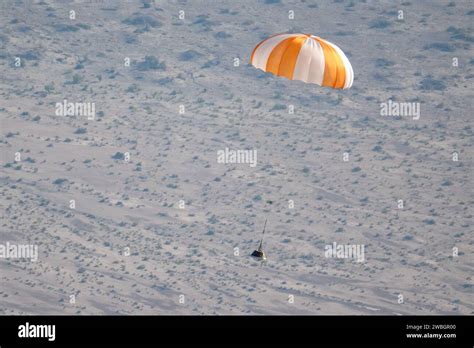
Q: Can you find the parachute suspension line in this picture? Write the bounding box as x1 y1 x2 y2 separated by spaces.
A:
258 218 267 251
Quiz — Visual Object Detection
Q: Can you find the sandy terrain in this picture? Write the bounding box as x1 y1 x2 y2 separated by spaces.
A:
0 0 472 315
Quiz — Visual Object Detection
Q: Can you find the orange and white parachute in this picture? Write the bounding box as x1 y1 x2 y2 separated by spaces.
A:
250 33 354 89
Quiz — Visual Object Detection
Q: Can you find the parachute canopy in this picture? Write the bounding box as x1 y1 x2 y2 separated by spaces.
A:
250 33 354 89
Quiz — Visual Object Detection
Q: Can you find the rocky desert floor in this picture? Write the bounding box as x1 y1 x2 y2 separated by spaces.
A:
0 0 473 314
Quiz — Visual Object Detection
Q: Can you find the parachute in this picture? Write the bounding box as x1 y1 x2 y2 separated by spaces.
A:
250 33 354 89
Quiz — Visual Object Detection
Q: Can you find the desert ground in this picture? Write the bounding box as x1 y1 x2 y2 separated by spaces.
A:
0 0 473 314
